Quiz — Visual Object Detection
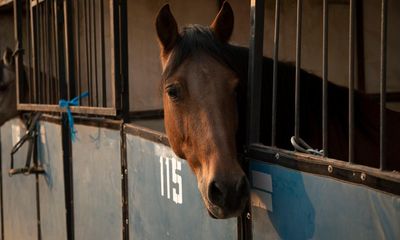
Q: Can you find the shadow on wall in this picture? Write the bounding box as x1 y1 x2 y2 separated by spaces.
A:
251 161 315 240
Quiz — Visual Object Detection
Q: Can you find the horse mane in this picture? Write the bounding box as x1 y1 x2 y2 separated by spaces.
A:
162 24 245 81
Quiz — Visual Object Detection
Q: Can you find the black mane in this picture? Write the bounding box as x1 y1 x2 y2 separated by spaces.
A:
162 25 246 81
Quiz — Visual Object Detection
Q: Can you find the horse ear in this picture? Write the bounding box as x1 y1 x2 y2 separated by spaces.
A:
210 1 234 43
156 4 179 53
2 48 14 66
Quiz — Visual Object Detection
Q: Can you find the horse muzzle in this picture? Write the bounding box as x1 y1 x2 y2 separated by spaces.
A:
205 174 250 219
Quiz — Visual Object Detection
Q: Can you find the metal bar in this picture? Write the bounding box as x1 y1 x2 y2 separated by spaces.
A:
271 0 280 146
110 0 121 110
84 0 90 106
61 112 74 240
88 0 93 106
246 0 265 144
246 144 400 195
38 2 43 103
64 0 76 100
348 0 355 164
47 0 54 104
52 0 59 101
120 125 129 240
120 0 130 122
379 0 387 170
26 0 32 103
36 3 46 103
242 0 264 238
17 103 118 116
44 0 49 104
93 0 99 107
294 0 302 139
322 0 328 156
31 0 38 103
76 0 82 105
55 0 74 238
100 0 106 107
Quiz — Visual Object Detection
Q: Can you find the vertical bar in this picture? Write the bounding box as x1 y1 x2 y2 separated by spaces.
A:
120 0 130 121
13 0 23 106
55 0 74 239
64 0 77 99
120 125 129 240
26 0 32 103
92 0 99 107
271 0 280 146
37 3 43 103
52 0 60 101
322 0 328 156
247 0 265 144
110 0 121 110
84 0 91 106
88 0 93 105
44 1 49 104
76 0 82 104
100 0 106 107
34 131 42 240
91 0 99 107
119 1 130 237
31 0 38 103
40 2 44 103
380 0 387 170
348 0 355 163
294 0 302 139
47 0 54 104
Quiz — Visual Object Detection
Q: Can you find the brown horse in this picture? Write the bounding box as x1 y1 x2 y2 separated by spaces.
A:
156 3 249 219
156 2 400 218
0 48 21 126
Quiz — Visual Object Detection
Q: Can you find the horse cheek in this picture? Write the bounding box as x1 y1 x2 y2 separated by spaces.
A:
164 104 185 160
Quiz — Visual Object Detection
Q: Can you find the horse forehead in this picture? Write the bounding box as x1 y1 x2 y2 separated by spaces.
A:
177 54 237 88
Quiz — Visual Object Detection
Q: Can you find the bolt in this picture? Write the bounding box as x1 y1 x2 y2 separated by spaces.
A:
360 173 367 181
275 153 280 160
246 212 251 220
328 165 333 173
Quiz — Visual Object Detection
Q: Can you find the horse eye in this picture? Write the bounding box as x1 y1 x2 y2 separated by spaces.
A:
166 84 180 101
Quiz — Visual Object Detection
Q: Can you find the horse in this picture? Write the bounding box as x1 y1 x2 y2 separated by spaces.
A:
156 2 400 219
0 48 22 126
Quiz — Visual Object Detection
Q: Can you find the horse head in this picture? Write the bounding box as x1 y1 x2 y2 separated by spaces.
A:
156 2 249 219
0 47 19 126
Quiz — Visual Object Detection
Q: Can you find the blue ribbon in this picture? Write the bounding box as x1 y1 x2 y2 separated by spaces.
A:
59 92 89 142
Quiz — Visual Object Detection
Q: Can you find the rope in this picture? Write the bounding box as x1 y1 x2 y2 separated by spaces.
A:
59 91 89 142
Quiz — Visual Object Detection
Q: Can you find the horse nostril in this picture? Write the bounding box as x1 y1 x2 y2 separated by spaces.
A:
208 180 227 207
236 176 250 197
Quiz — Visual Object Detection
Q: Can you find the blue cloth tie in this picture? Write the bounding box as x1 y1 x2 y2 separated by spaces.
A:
59 92 89 141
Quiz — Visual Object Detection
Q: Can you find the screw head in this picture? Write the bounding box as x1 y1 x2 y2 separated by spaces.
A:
275 153 280 160
246 212 251 220
360 173 367 181
328 165 333 173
